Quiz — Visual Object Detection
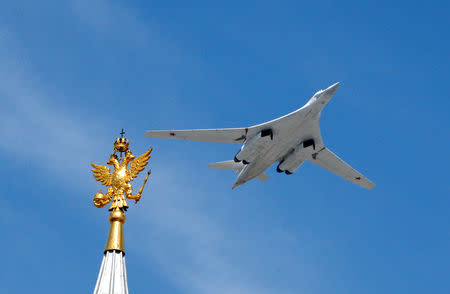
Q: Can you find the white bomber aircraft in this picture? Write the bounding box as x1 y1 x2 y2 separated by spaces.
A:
145 82 375 190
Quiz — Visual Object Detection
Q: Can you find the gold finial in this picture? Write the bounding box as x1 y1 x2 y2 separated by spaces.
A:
91 133 152 253
104 208 126 252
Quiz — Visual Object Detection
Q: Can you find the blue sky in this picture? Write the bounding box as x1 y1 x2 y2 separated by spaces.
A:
1 1 449 293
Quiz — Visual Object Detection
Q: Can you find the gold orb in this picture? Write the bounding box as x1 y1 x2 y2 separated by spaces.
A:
93 192 106 208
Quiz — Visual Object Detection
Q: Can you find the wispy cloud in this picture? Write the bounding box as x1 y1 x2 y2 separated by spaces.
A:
0 46 297 292
131 172 298 294
0 3 303 294
0 30 107 181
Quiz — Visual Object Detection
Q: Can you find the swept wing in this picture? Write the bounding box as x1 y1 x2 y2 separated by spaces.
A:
145 127 262 144
308 147 375 190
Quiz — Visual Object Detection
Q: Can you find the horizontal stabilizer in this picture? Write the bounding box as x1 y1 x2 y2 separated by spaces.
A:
308 147 375 190
208 160 242 170
208 160 268 182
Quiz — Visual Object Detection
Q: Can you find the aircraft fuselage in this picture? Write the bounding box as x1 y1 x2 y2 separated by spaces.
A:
145 82 375 190
232 102 320 188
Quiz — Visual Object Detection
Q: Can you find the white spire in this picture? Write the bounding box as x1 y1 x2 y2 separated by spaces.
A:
93 250 129 294
93 208 128 294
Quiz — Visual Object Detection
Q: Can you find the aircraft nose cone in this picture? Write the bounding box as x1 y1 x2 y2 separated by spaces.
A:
326 82 340 94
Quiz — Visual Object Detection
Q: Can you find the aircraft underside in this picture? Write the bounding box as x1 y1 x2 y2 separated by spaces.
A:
145 82 375 190
232 131 320 188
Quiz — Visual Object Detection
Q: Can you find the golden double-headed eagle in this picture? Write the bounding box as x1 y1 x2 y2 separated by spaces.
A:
91 136 152 210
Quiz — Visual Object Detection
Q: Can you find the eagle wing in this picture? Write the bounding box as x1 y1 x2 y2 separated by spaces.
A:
91 163 113 186
127 147 152 182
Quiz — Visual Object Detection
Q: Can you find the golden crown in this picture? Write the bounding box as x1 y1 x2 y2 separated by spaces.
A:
114 137 129 152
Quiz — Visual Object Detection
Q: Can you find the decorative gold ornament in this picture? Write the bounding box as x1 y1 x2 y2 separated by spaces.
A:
91 144 152 211
114 137 129 153
104 208 126 252
91 131 152 253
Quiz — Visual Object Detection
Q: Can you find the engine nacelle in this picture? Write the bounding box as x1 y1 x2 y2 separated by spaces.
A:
278 154 306 174
277 139 315 173
235 129 273 163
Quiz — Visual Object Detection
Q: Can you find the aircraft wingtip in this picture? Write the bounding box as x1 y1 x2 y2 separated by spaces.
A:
364 181 376 190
